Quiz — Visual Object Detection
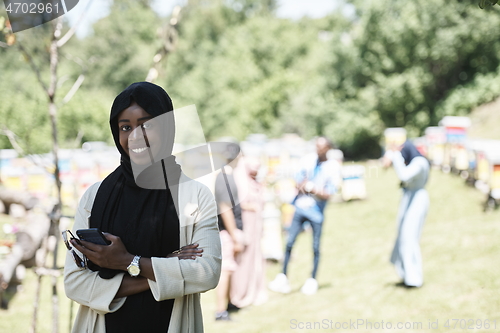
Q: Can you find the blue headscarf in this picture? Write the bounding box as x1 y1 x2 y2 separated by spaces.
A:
400 140 423 165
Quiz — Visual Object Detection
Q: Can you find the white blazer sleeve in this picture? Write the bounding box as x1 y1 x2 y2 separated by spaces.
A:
63 183 126 315
392 151 425 183
148 183 222 301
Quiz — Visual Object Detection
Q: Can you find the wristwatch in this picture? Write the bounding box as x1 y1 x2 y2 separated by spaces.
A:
127 255 141 277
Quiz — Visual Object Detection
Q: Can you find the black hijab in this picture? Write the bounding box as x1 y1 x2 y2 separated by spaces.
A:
89 82 180 332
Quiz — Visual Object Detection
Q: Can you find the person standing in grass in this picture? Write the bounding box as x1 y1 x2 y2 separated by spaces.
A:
213 144 245 321
63 82 221 332
230 156 268 308
384 140 430 288
269 137 340 295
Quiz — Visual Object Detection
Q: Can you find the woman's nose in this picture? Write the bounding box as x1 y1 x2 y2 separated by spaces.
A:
129 127 141 140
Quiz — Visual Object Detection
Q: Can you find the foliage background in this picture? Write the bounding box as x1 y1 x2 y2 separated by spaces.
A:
1 0 500 159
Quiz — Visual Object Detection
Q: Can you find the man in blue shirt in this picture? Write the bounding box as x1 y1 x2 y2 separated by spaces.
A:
269 137 340 295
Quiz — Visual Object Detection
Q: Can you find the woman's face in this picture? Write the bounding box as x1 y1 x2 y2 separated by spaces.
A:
117 102 161 165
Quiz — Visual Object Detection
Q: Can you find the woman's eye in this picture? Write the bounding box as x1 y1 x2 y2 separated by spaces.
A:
141 123 152 129
120 125 131 132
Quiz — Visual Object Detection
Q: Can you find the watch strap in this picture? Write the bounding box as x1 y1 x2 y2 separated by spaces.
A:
127 255 141 277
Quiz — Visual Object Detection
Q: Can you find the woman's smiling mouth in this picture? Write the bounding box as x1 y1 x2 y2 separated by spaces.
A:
131 147 148 154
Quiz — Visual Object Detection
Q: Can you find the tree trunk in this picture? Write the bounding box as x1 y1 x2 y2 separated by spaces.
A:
30 236 48 333
48 17 63 333
0 188 39 213
0 210 50 310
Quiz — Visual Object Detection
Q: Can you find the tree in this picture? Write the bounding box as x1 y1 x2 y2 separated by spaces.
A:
161 0 319 140
3 0 500 163
479 0 499 8
0 2 98 331
332 0 500 153
77 0 161 91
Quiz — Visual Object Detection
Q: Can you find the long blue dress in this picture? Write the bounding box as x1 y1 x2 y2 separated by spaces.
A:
390 152 430 287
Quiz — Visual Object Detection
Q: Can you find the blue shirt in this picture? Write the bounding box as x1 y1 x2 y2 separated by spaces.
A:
294 153 340 212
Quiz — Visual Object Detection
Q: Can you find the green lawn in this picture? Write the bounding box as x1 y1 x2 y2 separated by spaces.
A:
202 165 500 333
0 228 74 333
1 164 499 333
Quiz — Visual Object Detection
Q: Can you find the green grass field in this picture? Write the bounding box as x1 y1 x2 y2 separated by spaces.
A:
201 165 500 333
1 164 499 333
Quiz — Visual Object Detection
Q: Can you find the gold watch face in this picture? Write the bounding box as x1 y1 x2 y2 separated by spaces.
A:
128 265 140 276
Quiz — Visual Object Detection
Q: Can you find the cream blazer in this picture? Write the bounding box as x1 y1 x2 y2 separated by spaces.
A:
64 174 222 333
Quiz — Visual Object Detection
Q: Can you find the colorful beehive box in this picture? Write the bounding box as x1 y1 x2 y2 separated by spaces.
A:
438 116 471 172
487 148 500 200
384 128 407 151
341 165 367 201
424 127 446 166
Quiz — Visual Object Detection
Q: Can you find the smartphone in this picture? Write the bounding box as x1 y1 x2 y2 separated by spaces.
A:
76 228 111 245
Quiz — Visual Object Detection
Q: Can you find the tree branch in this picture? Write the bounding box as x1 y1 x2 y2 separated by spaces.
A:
57 0 95 48
72 130 84 149
0 126 25 156
59 53 87 106
16 43 49 94
0 127 50 170
61 74 85 105
145 5 181 82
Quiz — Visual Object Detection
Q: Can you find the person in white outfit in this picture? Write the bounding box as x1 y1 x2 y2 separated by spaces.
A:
384 140 430 288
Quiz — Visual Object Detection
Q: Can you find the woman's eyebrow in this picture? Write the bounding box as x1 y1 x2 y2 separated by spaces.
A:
118 116 153 123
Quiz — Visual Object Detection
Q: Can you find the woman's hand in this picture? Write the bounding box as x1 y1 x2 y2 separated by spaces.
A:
383 150 395 168
166 243 203 260
71 233 133 271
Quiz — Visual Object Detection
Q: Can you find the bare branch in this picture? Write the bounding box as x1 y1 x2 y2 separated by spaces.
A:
59 53 87 106
48 18 63 99
145 67 159 82
73 130 84 149
145 5 182 83
16 43 49 94
64 53 85 69
0 127 55 170
0 126 25 156
61 74 85 105
57 0 95 48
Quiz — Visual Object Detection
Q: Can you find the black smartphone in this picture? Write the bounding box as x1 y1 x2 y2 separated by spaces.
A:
76 228 111 245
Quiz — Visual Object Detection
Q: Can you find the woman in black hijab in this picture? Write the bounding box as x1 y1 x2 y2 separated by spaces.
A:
384 140 430 288
64 82 222 333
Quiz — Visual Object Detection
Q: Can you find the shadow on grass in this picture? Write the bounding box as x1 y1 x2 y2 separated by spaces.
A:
318 282 332 291
385 281 421 290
